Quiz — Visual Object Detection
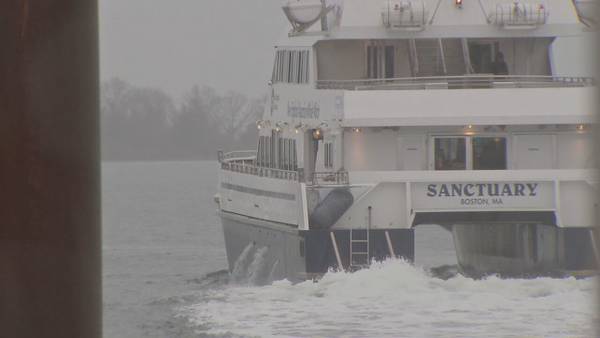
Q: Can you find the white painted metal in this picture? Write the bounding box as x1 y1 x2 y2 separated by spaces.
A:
330 231 344 270
217 0 596 239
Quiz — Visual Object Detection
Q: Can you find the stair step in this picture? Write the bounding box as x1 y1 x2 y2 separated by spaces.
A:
351 239 368 243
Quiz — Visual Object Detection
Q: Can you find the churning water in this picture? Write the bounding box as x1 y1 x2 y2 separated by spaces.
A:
182 260 596 338
103 161 597 338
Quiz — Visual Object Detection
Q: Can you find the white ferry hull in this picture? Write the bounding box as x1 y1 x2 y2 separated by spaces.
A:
220 211 415 283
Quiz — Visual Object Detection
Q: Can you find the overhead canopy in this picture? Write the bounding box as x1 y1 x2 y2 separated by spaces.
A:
342 87 596 127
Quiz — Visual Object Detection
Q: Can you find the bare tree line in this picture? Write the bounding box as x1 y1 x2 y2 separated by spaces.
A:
101 78 264 161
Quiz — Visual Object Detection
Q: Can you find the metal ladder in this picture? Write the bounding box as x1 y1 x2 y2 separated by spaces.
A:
349 206 372 269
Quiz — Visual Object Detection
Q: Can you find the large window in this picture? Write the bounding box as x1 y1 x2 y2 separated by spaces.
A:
472 137 507 170
324 142 334 169
433 136 507 170
273 49 310 84
257 133 298 170
434 137 466 170
367 45 395 79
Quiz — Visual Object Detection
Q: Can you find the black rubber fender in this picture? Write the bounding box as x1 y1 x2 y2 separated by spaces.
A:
309 188 354 229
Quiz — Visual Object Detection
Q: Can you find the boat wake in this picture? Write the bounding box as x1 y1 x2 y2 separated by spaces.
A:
178 259 596 338
230 243 272 286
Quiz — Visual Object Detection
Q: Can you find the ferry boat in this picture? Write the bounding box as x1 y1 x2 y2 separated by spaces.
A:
215 0 598 282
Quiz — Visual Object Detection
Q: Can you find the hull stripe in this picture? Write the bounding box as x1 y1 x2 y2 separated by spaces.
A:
221 182 296 201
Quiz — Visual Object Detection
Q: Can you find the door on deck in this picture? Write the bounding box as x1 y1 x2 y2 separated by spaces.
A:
513 134 555 169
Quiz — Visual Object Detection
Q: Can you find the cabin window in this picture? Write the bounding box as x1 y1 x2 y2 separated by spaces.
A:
292 139 298 170
278 137 283 169
271 131 277 168
434 137 467 170
367 44 396 79
284 139 290 170
257 136 264 167
272 49 310 84
265 136 271 168
472 137 507 170
433 136 507 170
324 142 334 169
261 136 298 171
469 42 495 74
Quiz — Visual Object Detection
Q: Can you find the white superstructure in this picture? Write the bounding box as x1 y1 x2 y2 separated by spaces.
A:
217 0 598 279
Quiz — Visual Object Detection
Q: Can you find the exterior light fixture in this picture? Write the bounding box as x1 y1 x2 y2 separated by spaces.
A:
353 128 362 133
295 128 300 134
577 124 585 132
467 124 473 129
455 0 463 8
312 128 323 140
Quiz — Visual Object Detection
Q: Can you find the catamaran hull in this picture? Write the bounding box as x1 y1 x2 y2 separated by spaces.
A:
452 223 598 278
220 212 415 283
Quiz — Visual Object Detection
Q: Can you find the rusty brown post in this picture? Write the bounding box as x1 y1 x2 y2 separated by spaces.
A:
0 1 101 338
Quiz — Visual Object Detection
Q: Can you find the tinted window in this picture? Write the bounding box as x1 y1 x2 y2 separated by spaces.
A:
435 138 466 170
473 137 507 170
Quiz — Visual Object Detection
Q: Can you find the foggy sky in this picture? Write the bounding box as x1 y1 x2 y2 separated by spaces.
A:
99 0 287 99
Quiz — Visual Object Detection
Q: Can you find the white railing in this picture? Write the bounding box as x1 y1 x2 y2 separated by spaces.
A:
316 75 594 91
220 160 300 181
308 171 350 186
493 3 548 28
219 150 257 163
218 151 350 185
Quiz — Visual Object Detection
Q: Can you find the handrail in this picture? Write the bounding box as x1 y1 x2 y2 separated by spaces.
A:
308 171 350 186
494 3 548 27
220 156 350 186
316 75 594 90
218 150 257 163
221 160 300 181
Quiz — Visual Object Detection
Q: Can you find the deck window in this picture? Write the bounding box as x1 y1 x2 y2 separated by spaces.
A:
324 142 334 169
258 136 265 167
292 140 297 170
272 49 310 84
434 137 466 170
472 137 507 170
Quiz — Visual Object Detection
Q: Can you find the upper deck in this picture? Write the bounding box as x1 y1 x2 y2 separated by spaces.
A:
266 0 595 128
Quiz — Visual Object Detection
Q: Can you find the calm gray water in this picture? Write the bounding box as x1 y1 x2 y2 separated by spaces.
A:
102 161 595 337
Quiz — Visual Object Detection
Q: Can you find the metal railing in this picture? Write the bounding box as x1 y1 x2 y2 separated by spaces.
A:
221 161 300 181
316 75 594 91
494 3 548 27
219 150 350 185
219 150 257 163
308 171 350 186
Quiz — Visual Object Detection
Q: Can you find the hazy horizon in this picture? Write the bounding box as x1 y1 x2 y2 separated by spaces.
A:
100 0 287 100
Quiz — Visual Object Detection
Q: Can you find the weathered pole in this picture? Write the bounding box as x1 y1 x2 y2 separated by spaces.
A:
0 1 101 338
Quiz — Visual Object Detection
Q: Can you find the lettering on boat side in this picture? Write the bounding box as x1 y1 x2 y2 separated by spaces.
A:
412 182 552 210
427 183 538 197
287 101 320 119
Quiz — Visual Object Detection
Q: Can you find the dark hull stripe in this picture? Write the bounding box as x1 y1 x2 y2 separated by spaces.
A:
221 182 296 201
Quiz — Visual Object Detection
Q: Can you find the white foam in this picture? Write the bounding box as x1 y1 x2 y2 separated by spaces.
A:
181 259 596 337
230 243 254 284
